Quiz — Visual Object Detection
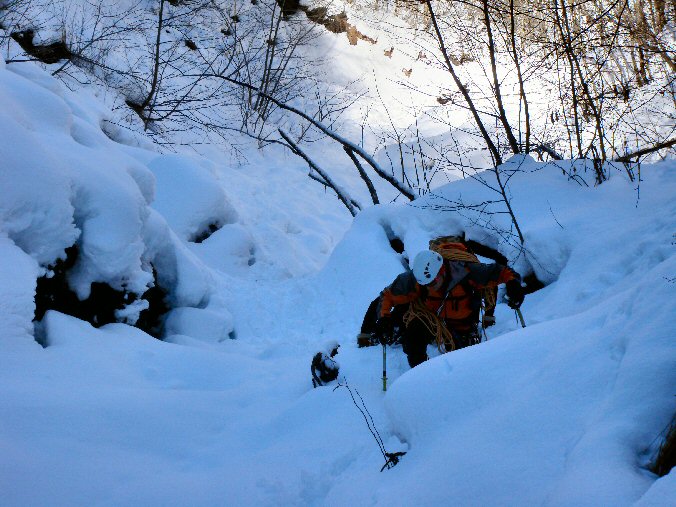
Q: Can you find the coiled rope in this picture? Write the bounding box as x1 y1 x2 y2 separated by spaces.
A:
403 299 455 353
433 245 480 263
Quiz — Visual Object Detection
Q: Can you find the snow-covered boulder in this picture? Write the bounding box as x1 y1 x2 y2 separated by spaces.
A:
0 60 223 338
147 154 238 243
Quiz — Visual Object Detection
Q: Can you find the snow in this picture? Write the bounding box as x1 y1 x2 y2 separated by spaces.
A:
1 5 675 507
147 154 238 243
0 235 40 348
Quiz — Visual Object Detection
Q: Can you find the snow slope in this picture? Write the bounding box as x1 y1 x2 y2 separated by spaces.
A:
1 14 675 507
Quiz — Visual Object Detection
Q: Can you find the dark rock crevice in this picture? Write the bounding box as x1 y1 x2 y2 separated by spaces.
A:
34 246 170 339
10 29 72 64
190 221 222 244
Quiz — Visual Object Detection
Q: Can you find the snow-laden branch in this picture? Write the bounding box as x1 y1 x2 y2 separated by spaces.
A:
532 144 564 161
209 74 416 201
343 146 379 205
279 129 361 216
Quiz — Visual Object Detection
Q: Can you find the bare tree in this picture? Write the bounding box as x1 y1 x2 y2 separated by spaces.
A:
480 0 521 155
423 0 504 165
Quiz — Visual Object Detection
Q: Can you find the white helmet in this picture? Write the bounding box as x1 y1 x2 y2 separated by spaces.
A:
412 250 444 285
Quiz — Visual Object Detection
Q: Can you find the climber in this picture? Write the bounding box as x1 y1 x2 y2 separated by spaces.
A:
374 249 524 368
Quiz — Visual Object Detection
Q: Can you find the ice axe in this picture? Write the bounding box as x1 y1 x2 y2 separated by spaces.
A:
382 341 388 391
375 320 391 392
506 282 526 328
515 308 526 328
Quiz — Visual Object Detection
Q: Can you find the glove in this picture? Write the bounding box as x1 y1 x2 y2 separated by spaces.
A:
482 314 496 328
375 316 393 344
505 279 525 309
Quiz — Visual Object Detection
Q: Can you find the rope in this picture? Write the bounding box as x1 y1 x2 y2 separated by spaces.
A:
402 287 493 352
335 378 406 471
403 299 455 353
482 286 496 309
434 246 479 263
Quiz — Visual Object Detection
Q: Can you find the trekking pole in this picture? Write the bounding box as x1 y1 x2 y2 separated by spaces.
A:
479 307 488 342
515 308 526 328
382 342 388 392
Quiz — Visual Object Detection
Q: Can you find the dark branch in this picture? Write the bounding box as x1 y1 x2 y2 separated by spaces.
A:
208 73 416 200
279 129 360 216
614 138 676 163
343 146 379 205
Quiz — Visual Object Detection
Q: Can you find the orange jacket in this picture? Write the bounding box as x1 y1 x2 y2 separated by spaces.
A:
378 260 519 323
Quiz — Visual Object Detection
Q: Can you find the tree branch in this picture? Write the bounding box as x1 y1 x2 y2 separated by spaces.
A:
343 146 379 205
482 0 520 155
614 138 676 162
279 129 360 216
423 0 503 165
209 74 415 200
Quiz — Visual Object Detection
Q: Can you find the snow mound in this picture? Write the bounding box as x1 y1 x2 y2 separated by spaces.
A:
0 60 226 338
147 154 238 243
320 157 676 506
